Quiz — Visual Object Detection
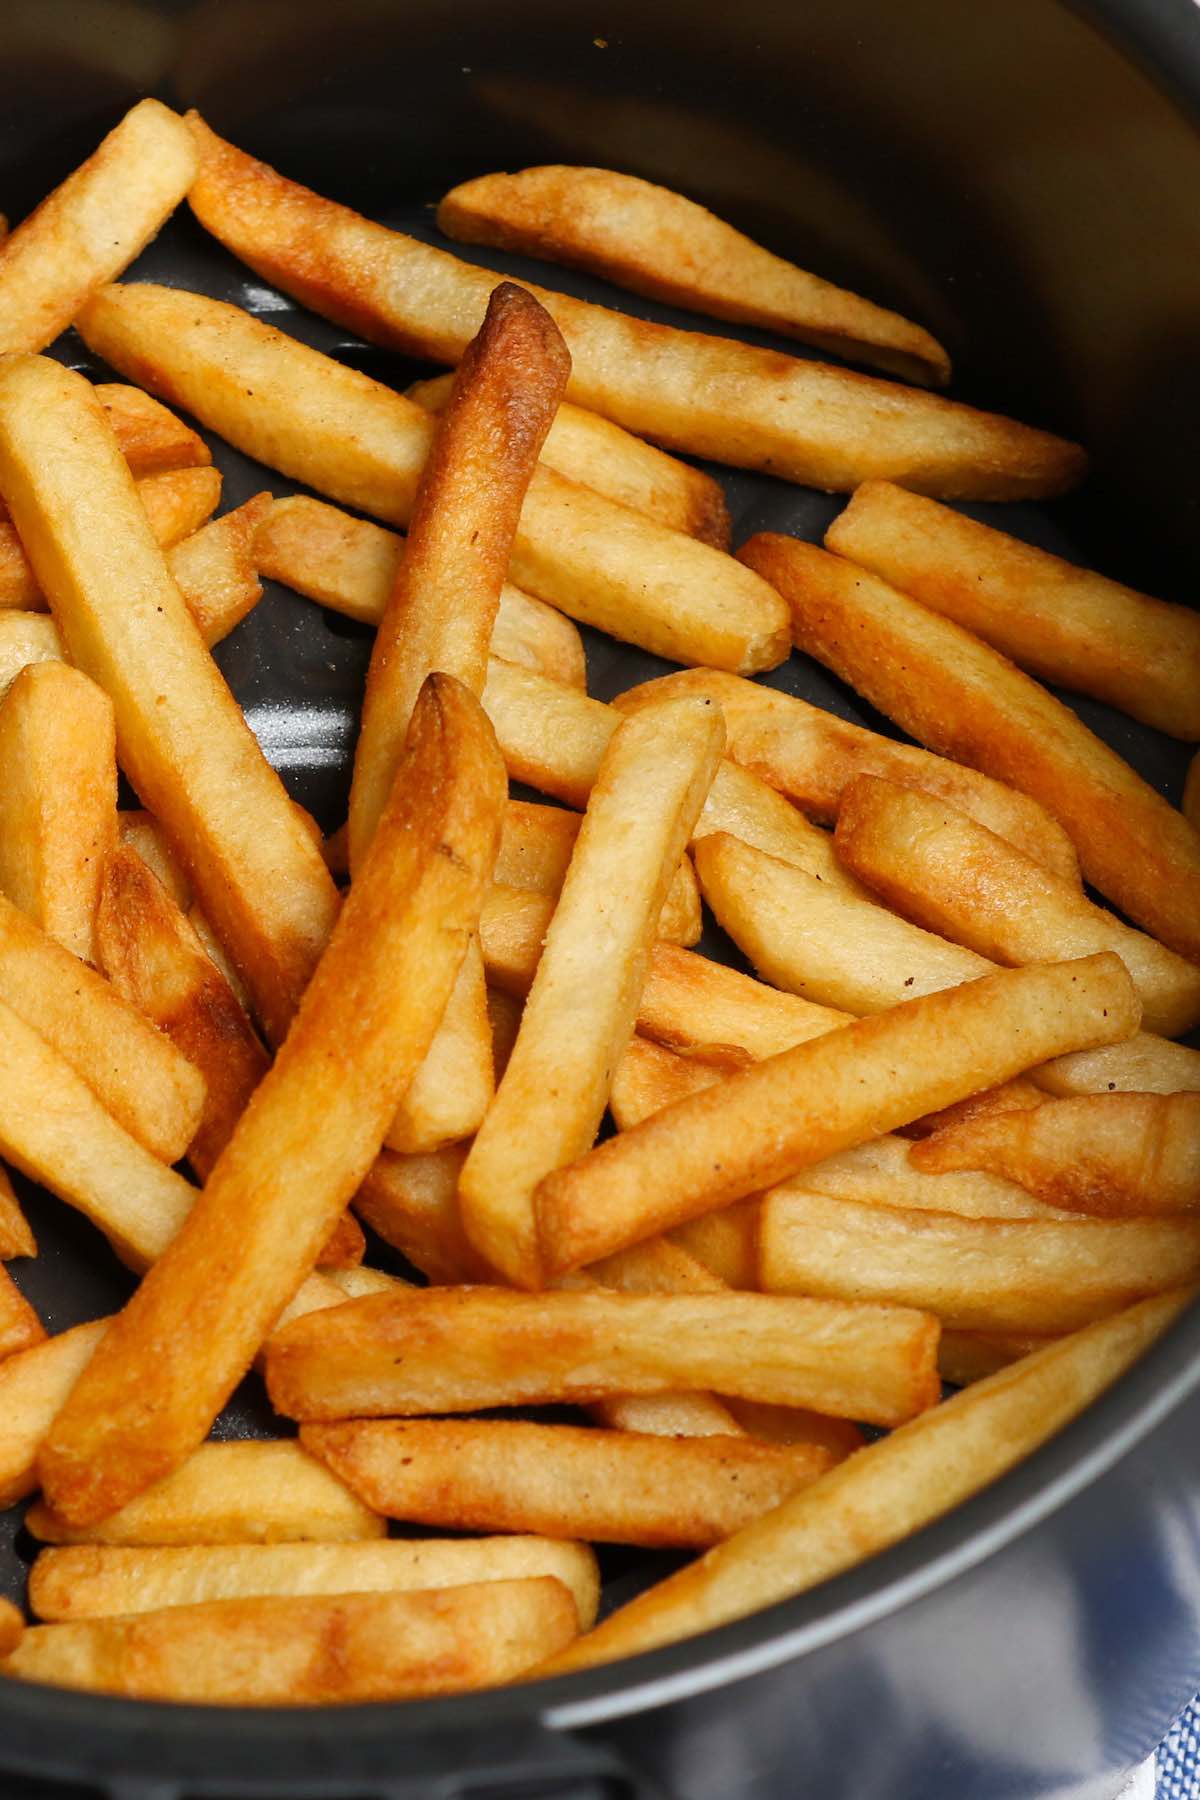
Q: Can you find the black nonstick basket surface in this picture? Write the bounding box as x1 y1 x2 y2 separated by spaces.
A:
3 2 1200 1797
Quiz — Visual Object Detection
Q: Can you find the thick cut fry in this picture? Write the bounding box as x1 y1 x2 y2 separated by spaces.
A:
0 1165 35 1260
0 1267 43 1362
185 117 1081 499
0 1322 108 1507
0 357 340 1045
0 662 116 963
353 1146 483 1285
77 285 790 676
534 955 1140 1274
165 493 271 645
826 481 1200 739
39 677 505 1528
497 800 700 942
759 1187 1200 1333
836 777 1200 1038
638 940 849 1060
912 1094 1200 1217
254 496 586 689
742 535 1200 964
95 383 211 479
270 1286 939 1428
302 1419 832 1548
30 1537 601 1628
26 1443 383 1547
439 166 951 387
459 697 724 1285
614 667 1079 881
3 1580 576 1704
539 1291 1192 1673
0 895 204 1163
0 1600 22 1659
408 369 730 544
0 611 60 695
0 99 197 353
385 943 494 1155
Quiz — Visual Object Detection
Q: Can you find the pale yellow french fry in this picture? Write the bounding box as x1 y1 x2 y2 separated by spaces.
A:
384 944 494 1155
29 1537 601 1629
3 1580 578 1703
164 493 271 646
497 800 700 944
539 1291 1192 1674
0 355 340 1046
0 611 60 696
269 1286 940 1428
672 1203 760 1290
742 534 1200 964
0 99 197 353
439 166 951 387
301 1418 833 1548
0 1266 44 1363
0 662 116 963
827 481 1200 739
613 667 1079 881
408 369 731 544
39 677 505 1529
77 283 791 674
253 495 587 689
459 697 724 1286
836 776 1200 1038
185 115 1082 499
25 1442 383 1547
0 1164 35 1261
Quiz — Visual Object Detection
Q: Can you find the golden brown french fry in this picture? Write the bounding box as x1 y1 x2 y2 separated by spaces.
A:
826 481 1200 739
497 800 700 944
613 667 1079 881
0 894 205 1164
39 676 505 1528
0 356 340 1046
937 1331 1050 1387
352 1146 483 1285
0 1600 22 1659
0 1165 35 1261
0 1321 108 1507
638 939 849 1060
301 1418 833 1548
408 369 731 545
0 662 116 963
29 1537 601 1628
94 383 211 479
0 99 197 353
909 1080 1045 1139
0 611 60 695
835 777 1200 1038
459 697 724 1285
695 831 1200 1097
381 945 492 1156
759 1187 1200 1333
539 1291 1192 1674
270 1286 940 1427
534 955 1140 1274
185 116 1082 499
439 166 951 387
672 1203 760 1289
77 285 791 676
741 534 1200 964
912 1094 1200 1217
165 493 271 645
118 809 192 909
723 1403 866 1459
0 1267 44 1363
254 495 587 689
26 1442 383 1547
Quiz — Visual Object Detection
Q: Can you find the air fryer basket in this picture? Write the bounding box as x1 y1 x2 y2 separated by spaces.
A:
2 2 1200 1796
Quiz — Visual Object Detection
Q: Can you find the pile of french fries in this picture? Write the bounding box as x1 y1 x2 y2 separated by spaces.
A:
0 100 1196 1705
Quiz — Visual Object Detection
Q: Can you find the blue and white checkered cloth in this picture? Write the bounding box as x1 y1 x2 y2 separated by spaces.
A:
1116 1696 1200 1798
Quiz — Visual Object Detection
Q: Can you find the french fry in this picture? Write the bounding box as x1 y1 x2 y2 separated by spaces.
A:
937 1331 1050 1388
39 676 505 1528
0 611 60 696
269 1286 940 1428
638 939 849 1060
2 1580 578 1704
459 697 724 1285
165 494 271 645
0 1165 35 1261
77 285 791 676
0 356 340 1046
29 1537 601 1628
438 165 951 387
0 662 116 963
26 1442 383 1547
534 955 1140 1275
0 99 197 354
912 1094 1200 1217
835 777 1200 1038
0 1600 22 1659
826 481 1200 739
184 116 1082 499
613 667 1079 881
0 1267 44 1363
741 534 1200 964
118 810 191 909
408 369 731 544
0 1322 108 1507
695 831 1200 1097
672 1203 761 1290
95 383 211 479
0 894 205 1164
353 1147 483 1285
909 1080 1045 1139
253 496 587 689
759 1187 1200 1333
301 1418 833 1548
539 1291 1192 1674
383 945 494 1155
497 800 701 943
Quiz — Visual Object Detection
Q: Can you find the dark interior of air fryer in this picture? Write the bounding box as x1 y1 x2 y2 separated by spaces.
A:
1 0 1198 1635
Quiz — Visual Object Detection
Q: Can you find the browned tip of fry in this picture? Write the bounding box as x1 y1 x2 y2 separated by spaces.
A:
471 279 573 421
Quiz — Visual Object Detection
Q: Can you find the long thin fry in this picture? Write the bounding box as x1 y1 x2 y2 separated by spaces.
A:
496 798 700 942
